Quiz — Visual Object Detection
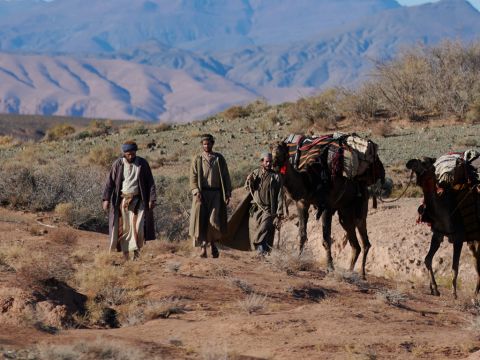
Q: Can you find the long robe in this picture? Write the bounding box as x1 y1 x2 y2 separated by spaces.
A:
247 168 284 250
102 156 157 251
189 152 232 246
219 169 284 251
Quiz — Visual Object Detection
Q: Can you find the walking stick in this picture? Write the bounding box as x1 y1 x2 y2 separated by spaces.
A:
276 218 282 249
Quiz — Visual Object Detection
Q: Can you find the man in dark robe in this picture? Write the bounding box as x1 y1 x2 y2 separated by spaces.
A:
189 134 232 258
102 140 157 260
245 152 284 254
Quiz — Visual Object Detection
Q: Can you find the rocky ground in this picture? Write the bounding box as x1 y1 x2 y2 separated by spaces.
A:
1 198 480 359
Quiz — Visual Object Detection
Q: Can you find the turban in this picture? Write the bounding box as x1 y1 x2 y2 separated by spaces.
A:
200 134 214 143
121 142 138 153
260 152 272 160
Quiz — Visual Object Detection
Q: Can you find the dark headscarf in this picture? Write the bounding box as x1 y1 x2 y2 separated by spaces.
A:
122 141 138 153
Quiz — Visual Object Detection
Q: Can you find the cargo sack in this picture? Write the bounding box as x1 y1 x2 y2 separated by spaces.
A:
434 154 463 186
333 132 378 178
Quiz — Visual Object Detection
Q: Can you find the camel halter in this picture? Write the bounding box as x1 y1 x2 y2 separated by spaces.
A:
378 170 415 203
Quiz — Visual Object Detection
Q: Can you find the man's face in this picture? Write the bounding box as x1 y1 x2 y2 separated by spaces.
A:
202 140 213 153
124 151 137 163
262 156 272 171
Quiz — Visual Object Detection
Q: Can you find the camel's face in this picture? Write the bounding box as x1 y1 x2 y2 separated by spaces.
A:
272 142 288 170
406 157 455 233
406 157 436 189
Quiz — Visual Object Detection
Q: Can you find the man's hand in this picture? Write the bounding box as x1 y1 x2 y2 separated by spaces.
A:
273 215 283 229
102 200 110 212
149 201 156 210
196 192 202 203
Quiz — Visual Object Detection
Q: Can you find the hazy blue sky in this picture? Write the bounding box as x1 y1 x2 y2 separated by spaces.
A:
397 0 480 10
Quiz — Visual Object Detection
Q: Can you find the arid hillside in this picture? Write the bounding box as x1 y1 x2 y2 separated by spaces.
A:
1 203 480 360
1 108 480 358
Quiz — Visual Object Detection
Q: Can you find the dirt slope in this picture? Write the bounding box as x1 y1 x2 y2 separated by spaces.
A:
1 202 480 360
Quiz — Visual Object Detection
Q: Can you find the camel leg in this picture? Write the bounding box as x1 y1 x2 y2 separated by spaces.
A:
339 210 361 273
356 217 371 280
425 232 442 296
321 209 334 272
468 241 480 297
297 201 309 253
451 239 463 300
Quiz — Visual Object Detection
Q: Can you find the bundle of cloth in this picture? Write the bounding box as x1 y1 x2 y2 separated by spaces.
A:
432 149 480 242
434 149 480 189
284 132 379 182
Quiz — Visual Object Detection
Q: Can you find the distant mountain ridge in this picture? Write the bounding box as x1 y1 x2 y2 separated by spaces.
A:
0 0 478 121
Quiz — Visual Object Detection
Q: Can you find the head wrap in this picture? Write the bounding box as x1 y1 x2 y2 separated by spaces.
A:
200 134 215 143
121 142 138 153
260 152 272 161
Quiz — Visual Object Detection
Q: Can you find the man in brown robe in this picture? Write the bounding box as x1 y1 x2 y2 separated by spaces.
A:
245 152 284 254
189 134 232 258
102 141 157 260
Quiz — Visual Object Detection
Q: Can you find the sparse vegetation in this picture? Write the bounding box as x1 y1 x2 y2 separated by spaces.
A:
45 123 76 141
268 247 318 274
36 339 151 360
237 293 267 314
376 289 409 307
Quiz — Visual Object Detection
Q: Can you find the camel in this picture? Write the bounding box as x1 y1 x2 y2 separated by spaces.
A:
406 157 480 299
272 141 385 279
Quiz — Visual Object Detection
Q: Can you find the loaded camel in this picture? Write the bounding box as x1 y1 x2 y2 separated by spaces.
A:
272 140 385 279
406 157 480 298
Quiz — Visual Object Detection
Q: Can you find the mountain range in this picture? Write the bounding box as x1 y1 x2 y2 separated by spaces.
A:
0 0 479 121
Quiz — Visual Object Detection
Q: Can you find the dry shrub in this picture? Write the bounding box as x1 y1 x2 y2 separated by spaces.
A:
45 123 75 141
153 123 172 132
286 89 342 132
86 146 118 168
36 338 151 360
128 124 149 136
0 241 74 290
466 96 480 124
75 253 144 326
0 161 107 230
340 83 386 122
154 176 190 240
143 298 186 320
48 228 78 246
376 289 408 307
373 41 480 120
55 202 75 224
268 247 318 273
389 184 423 198
88 119 112 136
230 278 253 294
222 105 251 120
237 294 267 314
0 135 15 148
123 298 186 326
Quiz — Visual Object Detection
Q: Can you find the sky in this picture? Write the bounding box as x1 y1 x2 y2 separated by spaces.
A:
397 0 480 11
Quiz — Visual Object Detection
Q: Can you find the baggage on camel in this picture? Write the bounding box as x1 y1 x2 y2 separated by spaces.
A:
416 150 480 243
283 132 380 184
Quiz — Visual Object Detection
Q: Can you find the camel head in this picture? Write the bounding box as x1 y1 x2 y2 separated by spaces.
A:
272 141 289 170
406 157 436 189
406 157 455 234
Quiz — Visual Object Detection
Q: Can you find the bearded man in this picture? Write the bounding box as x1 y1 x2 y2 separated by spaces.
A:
102 140 157 260
245 152 284 254
189 134 232 258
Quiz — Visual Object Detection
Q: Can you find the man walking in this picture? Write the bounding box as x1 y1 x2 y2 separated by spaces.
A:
245 152 284 254
189 134 232 258
102 140 157 260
